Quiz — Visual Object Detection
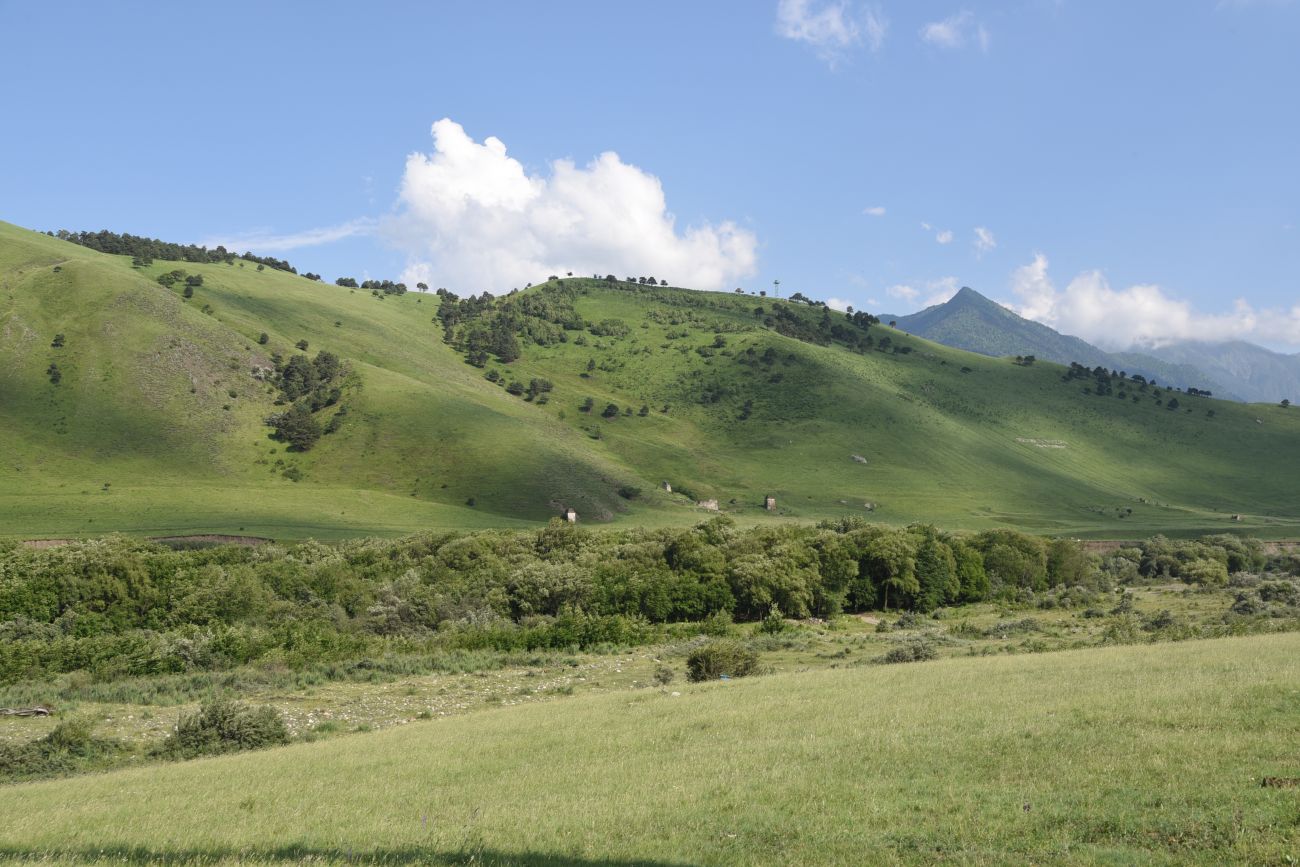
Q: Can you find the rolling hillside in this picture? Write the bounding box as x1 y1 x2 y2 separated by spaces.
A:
2 220 1299 539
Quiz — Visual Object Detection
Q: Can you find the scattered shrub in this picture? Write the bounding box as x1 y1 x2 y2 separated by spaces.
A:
158 698 289 759
988 617 1043 637
0 717 122 782
1142 609 1178 631
1101 613 1145 644
699 609 735 637
893 611 924 630
877 639 937 664
686 640 759 682
1258 579 1300 607
758 604 787 635
1230 591 1266 616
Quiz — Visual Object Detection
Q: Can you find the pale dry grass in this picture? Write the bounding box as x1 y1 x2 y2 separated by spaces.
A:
1 633 1297 865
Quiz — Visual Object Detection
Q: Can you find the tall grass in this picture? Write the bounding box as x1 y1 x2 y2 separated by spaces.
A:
0 633 1296 864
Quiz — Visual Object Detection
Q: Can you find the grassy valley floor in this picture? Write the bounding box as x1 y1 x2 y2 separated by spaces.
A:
0 629 1297 864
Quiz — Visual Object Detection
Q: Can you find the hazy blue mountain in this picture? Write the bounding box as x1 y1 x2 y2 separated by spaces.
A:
883 288 1235 398
1127 340 1300 405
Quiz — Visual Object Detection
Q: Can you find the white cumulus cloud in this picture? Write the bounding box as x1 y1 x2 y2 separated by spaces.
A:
1008 253 1300 350
936 229 954 244
384 119 758 292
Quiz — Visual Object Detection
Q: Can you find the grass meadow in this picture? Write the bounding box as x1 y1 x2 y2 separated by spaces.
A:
0 632 1296 865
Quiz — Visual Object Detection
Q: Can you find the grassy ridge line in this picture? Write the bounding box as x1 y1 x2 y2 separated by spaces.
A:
1 633 1298 865
0 221 640 533
3 219 1300 538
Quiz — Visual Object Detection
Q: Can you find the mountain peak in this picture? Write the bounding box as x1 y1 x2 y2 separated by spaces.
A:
886 285 1237 396
944 286 1004 311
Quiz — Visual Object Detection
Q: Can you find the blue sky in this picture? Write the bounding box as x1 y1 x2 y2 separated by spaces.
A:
2 1 1297 349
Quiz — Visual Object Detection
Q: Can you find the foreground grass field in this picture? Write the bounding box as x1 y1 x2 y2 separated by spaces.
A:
1 633 1297 865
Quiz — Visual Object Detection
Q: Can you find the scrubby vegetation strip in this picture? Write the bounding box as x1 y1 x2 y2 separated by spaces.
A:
1 522 1293 689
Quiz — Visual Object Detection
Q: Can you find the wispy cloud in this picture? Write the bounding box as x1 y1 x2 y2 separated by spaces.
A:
887 277 960 308
936 229 954 244
920 11 990 51
201 218 377 252
887 283 918 302
974 226 997 256
775 0 887 62
922 276 961 306
864 205 886 216
863 4 888 51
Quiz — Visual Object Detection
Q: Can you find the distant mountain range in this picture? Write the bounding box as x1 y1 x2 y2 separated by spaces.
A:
884 287 1299 404
1117 340 1300 405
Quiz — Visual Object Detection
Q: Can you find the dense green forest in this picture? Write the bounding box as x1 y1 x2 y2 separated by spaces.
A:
2 523 1295 686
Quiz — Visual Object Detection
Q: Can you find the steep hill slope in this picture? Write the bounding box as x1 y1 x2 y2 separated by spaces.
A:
2 221 1299 538
888 287 1236 398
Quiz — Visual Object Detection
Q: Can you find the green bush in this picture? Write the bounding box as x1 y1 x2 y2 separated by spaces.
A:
877 639 937 664
685 640 759 682
43 717 94 752
0 717 121 782
699 609 735 637
1258 579 1300 607
758 604 787 635
158 698 289 759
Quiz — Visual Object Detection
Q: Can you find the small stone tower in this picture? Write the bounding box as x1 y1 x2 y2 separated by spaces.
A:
564 507 577 523
764 495 777 511
661 481 672 493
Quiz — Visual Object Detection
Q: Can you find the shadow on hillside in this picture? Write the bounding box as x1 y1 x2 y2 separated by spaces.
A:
0 844 696 866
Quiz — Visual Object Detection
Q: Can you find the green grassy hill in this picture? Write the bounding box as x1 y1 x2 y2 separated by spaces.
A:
1 633 1297 864
2 220 1299 539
